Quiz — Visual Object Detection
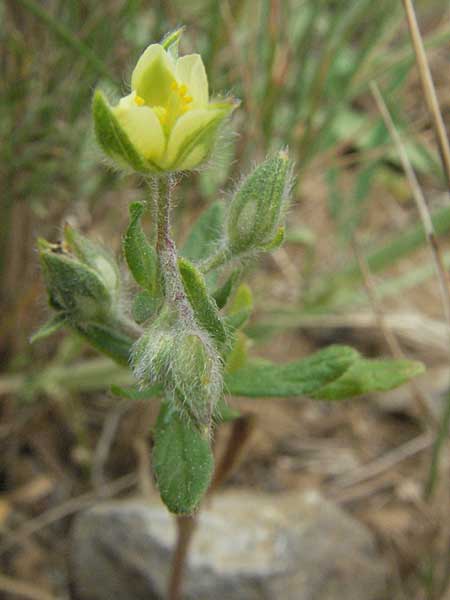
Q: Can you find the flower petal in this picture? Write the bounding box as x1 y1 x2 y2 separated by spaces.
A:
165 108 226 170
175 54 208 108
114 94 166 163
131 44 176 106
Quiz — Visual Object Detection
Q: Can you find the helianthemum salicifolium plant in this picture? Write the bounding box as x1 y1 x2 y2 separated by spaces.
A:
35 29 424 515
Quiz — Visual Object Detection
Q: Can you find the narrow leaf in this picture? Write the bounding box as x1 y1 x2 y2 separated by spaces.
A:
153 401 214 514
225 345 424 400
312 358 425 401
178 257 227 347
123 202 160 294
73 322 133 366
212 270 240 310
225 345 358 397
132 290 160 324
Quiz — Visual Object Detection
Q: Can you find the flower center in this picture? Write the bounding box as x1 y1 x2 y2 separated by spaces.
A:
134 80 193 129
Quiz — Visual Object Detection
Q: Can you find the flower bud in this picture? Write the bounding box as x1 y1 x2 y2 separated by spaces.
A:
226 150 293 254
131 322 175 388
170 332 222 426
64 224 120 303
38 237 116 323
131 322 222 427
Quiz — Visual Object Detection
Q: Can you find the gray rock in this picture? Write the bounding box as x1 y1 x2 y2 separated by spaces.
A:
70 490 387 600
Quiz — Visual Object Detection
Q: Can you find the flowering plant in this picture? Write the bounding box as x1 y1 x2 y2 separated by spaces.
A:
36 29 423 524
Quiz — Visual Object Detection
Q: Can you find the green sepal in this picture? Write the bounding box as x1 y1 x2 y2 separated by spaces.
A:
73 322 133 366
153 400 214 514
30 314 67 344
172 103 236 171
224 345 424 400
212 270 240 310
123 202 160 295
181 201 225 263
261 226 285 251
64 224 120 300
132 290 160 324
93 89 154 173
178 257 227 347
161 27 185 59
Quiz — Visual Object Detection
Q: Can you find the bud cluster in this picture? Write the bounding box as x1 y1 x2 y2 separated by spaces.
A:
132 317 222 426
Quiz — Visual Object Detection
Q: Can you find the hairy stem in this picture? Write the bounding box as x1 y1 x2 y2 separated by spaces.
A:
155 175 196 324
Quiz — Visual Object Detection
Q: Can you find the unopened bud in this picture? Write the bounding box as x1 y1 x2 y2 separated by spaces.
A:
64 224 120 302
131 322 175 388
170 332 222 426
226 150 292 254
38 238 114 322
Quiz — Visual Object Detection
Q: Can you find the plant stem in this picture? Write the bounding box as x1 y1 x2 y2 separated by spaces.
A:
168 515 197 600
167 415 254 600
155 176 196 324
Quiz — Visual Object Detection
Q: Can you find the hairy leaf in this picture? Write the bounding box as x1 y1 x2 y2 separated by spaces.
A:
178 257 227 347
153 400 214 514
225 345 424 400
123 202 160 294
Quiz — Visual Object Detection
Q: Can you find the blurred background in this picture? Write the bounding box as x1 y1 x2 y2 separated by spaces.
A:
1 0 450 598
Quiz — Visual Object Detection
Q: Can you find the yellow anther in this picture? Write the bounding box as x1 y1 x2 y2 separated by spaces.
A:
182 95 193 104
170 81 179 91
181 105 191 114
179 83 188 96
134 95 145 106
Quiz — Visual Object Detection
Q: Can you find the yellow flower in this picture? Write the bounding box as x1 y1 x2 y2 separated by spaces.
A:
93 30 238 173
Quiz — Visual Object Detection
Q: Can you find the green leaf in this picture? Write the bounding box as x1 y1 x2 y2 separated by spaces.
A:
225 345 358 397
153 400 214 514
30 314 67 344
73 322 133 366
212 270 240 310
132 290 160 324
178 257 227 347
225 345 424 400
123 202 160 294
110 383 162 400
181 201 225 262
92 89 151 173
312 357 425 400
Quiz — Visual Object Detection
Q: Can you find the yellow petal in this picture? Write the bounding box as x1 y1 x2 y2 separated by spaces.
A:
175 54 208 109
131 44 176 106
114 94 166 163
165 108 224 170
